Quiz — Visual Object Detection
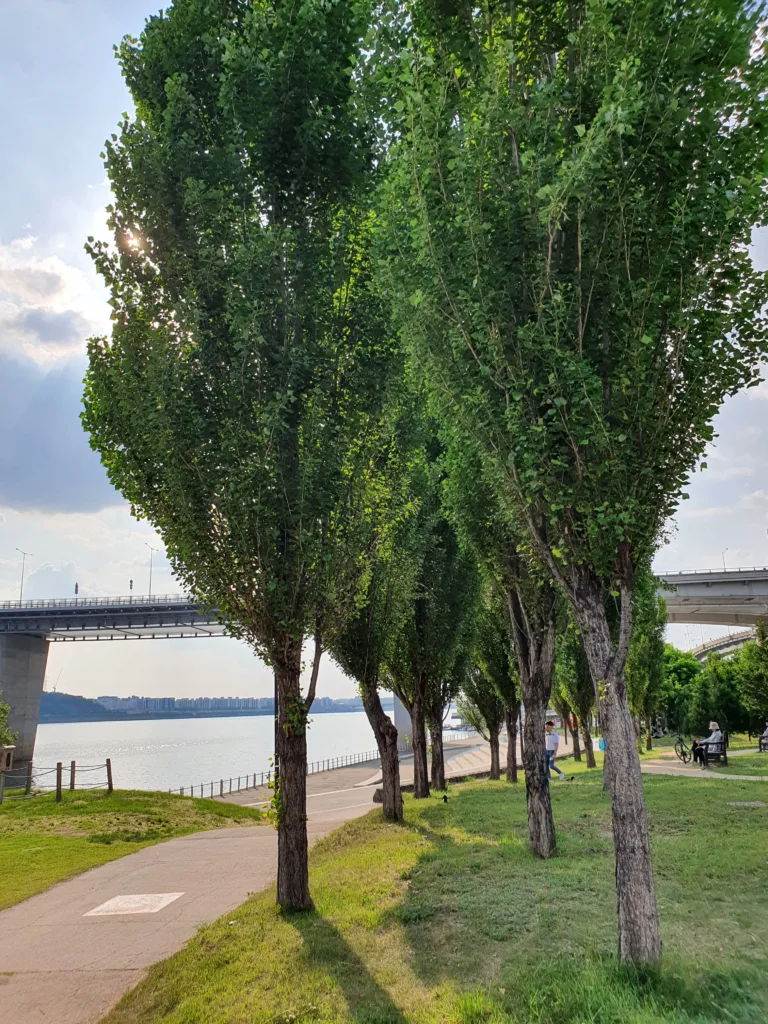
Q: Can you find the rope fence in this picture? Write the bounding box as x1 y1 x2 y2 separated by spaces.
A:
0 759 113 803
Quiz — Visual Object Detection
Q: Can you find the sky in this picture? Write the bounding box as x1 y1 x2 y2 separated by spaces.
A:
1 1 768 699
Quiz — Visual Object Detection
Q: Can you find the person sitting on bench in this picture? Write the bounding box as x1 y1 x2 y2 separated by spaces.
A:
692 721 723 765
760 720 768 752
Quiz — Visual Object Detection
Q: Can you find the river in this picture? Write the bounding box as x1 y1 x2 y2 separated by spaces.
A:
33 712 382 793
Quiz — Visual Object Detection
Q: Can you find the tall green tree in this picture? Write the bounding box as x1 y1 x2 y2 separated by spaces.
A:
462 600 519 780
442 432 556 854
555 625 597 769
626 572 667 751
83 0 397 911
737 622 768 722
660 646 702 734
378 0 768 962
385 508 479 797
687 653 750 737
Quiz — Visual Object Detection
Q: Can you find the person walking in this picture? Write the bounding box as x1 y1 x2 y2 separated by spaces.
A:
545 721 565 781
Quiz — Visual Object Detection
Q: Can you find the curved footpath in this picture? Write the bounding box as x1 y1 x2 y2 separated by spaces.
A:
1 735 759 1024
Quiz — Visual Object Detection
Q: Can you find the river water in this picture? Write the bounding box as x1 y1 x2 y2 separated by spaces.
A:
33 712 381 793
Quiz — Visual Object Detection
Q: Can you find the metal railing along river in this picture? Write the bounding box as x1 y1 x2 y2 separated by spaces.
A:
169 731 480 799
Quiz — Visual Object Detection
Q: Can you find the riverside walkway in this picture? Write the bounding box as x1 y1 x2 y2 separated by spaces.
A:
3 732 752 1024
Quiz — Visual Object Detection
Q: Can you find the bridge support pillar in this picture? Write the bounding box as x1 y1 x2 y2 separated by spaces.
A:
393 695 412 749
0 635 49 771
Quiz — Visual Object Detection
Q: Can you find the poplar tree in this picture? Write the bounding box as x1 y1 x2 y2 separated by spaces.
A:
83 0 396 911
379 0 768 962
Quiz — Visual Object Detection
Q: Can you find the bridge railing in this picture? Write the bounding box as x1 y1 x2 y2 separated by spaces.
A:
658 566 768 578
0 594 195 611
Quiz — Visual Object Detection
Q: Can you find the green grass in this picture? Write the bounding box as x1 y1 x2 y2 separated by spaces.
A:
102 771 768 1024
711 754 768 777
0 789 263 910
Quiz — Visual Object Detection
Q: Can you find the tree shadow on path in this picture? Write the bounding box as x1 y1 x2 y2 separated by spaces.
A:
287 911 407 1024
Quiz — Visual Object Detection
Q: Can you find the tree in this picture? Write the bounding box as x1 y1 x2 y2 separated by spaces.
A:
378 0 768 962
626 571 667 751
461 601 516 780
737 622 768 722
555 625 597 769
0 693 16 748
441 431 556 853
83 0 398 912
385 503 479 797
660 646 702 734
687 653 750 738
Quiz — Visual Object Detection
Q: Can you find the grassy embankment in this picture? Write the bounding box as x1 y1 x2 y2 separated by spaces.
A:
0 789 263 910
104 771 768 1024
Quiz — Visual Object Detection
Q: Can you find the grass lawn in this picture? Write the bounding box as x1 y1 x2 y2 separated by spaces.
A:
712 755 768 778
103 771 768 1024
0 789 263 910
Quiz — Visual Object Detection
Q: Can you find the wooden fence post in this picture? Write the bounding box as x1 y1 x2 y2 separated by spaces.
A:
25 761 33 795
0 771 5 805
56 762 63 801
70 760 76 792
106 758 113 794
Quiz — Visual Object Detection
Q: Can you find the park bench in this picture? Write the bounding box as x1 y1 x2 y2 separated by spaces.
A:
702 739 728 768
759 736 768 753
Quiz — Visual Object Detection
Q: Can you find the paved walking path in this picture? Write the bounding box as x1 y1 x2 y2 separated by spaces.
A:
0 763 386 1024
4 736 759 1024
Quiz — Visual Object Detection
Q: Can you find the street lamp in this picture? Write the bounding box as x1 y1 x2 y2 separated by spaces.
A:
145 543 159 599
15 548 32 602
721 547 729 571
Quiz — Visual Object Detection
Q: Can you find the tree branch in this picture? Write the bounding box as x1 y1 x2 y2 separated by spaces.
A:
304 629 323 712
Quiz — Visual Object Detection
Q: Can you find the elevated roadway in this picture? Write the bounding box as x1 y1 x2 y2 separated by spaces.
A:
3 567 768 770
658 566 768 627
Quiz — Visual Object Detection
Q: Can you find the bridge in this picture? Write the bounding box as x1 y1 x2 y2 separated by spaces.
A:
2 566 768 772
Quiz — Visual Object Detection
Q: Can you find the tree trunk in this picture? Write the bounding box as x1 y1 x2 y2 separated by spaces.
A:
410 694 430 798
505 703 519 782
646 724 653 752
576 579 661 965
506 586 556 859
275 652 312 912
361 681 403 821
582 720 597 769
489 724 501 779
427 704 446 791
519 704 525 760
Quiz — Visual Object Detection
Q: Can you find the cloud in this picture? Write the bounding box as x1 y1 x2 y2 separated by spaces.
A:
0 237 108 365
0 351 120 513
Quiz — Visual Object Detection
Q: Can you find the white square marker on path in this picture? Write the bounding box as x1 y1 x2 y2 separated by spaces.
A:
84 893 185 917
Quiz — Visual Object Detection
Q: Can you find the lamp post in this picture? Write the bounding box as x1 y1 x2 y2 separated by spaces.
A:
15 548 32 602
145 543 158 599
721 547 728 572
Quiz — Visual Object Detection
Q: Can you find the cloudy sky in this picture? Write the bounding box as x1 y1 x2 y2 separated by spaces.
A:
1 1 767 699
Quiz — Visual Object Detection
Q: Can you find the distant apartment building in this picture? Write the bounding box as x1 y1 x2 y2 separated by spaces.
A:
96 694 363 714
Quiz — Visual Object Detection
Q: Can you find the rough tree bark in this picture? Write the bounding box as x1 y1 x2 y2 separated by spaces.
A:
575 571 661 965
572 714 582 761
489 723 501 780
582 717 597 769
506 581 556 859
505 703 519 782
361 682 403 821
427 704 446 791
410 691 430 798
274 643 312 911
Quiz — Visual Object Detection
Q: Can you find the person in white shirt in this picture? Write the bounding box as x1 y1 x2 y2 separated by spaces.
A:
545 721 565 780
692 721 723 766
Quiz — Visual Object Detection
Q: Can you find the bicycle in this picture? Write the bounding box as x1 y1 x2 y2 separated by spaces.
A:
674 734 693 764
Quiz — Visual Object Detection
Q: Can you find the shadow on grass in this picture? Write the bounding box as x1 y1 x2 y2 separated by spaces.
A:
394 785 767 1023
287 911 407 1024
